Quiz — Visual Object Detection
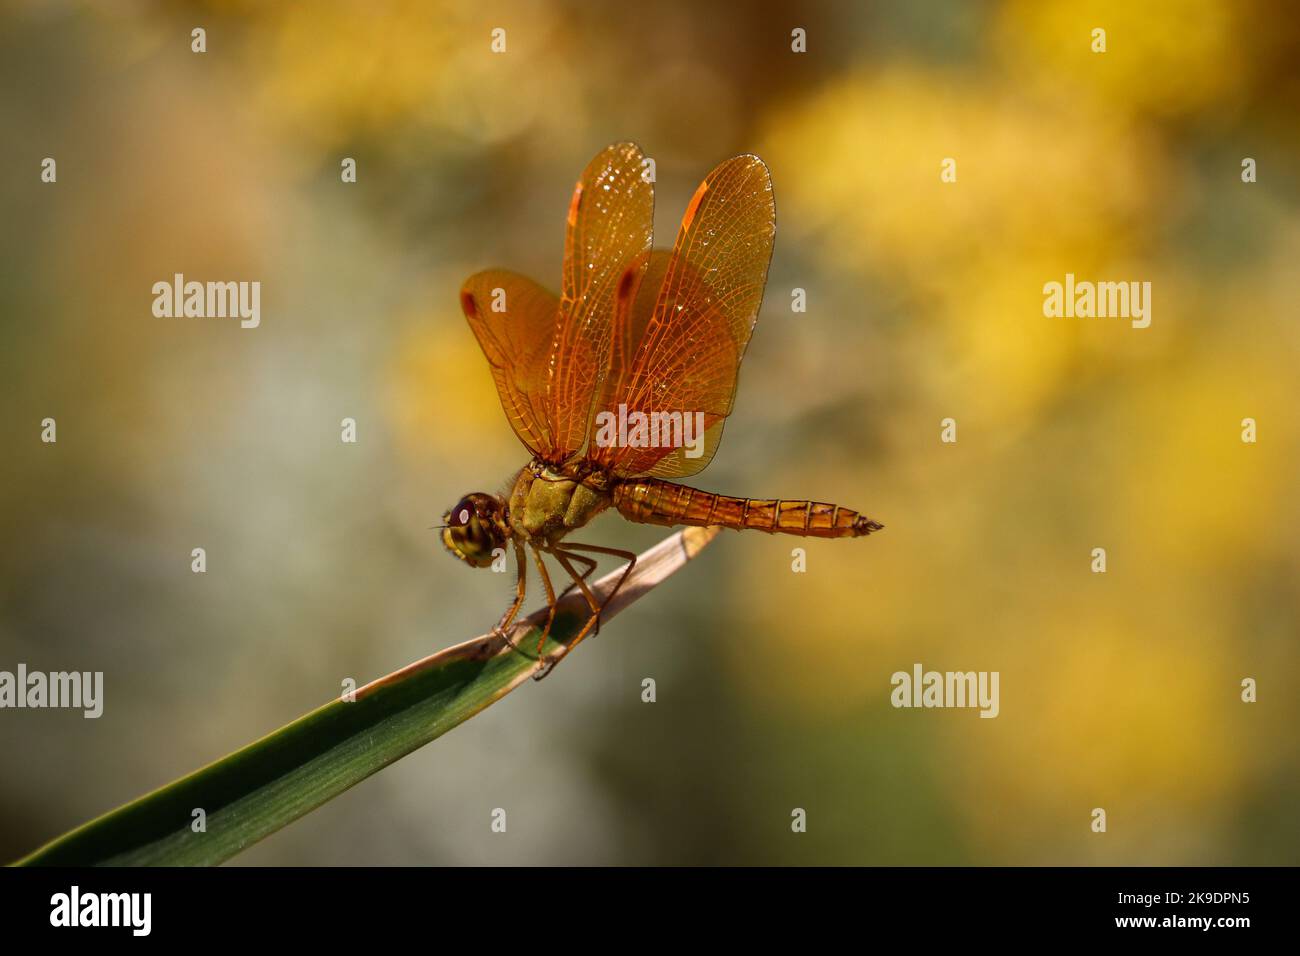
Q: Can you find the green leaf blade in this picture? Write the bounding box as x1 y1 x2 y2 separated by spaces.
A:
14 527 720 866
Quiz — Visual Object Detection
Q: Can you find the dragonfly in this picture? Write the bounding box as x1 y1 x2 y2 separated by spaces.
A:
442 142 883 678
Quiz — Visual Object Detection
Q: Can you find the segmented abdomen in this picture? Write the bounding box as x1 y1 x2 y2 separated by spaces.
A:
612 479 883 538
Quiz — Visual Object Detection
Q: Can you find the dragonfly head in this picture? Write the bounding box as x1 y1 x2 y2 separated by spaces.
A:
441 492 508 569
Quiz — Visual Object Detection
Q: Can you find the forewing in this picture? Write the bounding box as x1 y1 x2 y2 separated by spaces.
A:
548 142 655 459
596 248 672 416
591 154 775 478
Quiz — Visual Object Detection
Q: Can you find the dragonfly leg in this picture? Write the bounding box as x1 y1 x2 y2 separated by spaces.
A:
530 545 559 664
558 543 637 640
556 551 597 600
492 540 539 661
533 543 637 679
554 550 602 619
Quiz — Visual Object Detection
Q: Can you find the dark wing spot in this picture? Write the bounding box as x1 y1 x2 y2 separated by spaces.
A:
616 263 638 302
460 290 479 320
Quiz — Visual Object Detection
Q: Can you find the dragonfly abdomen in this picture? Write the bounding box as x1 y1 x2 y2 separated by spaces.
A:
612 479 883 538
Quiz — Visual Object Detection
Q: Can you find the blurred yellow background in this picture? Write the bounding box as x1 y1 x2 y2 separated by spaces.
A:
1 0 1297 864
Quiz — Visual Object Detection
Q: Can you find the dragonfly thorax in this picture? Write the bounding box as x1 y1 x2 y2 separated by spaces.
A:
507 461 611 547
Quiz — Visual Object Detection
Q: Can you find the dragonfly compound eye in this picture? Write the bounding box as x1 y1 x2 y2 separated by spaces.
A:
441 493 502 568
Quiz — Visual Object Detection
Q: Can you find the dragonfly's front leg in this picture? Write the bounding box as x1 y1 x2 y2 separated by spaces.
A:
492 540 538 661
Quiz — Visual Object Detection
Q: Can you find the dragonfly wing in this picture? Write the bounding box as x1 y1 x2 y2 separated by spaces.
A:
459 269 562 459
595 247 672 416
459 142 654 464
547 141 655 461
591 154 775 478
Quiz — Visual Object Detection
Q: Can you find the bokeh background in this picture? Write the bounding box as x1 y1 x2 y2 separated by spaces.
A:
2 0 1298 865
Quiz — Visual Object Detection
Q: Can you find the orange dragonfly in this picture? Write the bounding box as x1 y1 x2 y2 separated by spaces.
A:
443 142 882 678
